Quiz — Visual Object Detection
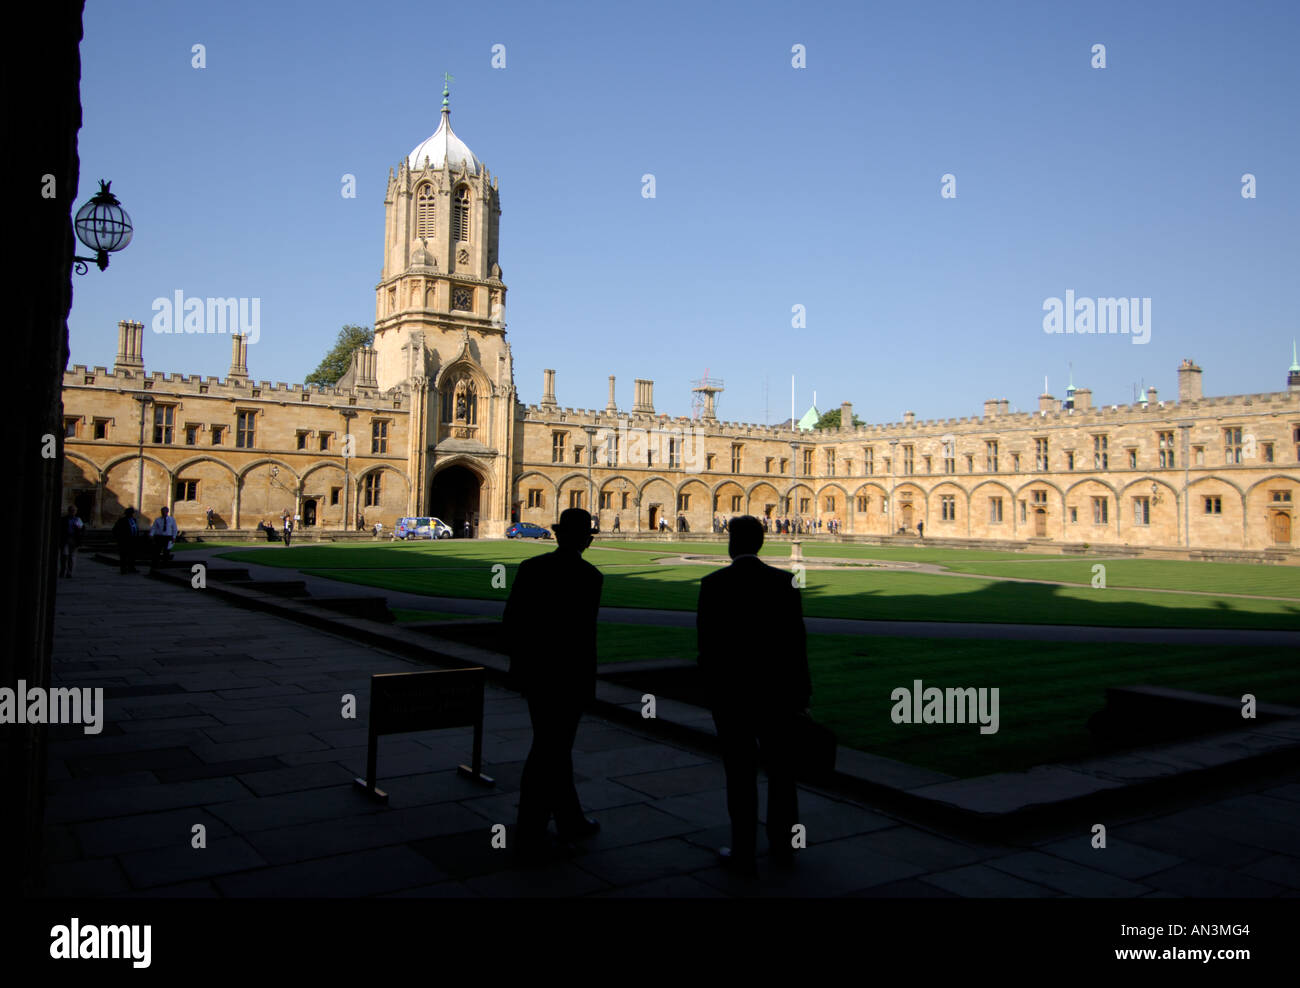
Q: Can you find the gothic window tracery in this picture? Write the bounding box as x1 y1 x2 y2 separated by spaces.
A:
416 184 435 238
440 371 478 426
453 186 471 242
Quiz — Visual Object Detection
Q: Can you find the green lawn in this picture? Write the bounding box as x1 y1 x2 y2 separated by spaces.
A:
942 557 1300 598
808 635 1300 777
383 607 1300 777
215 541 1300 629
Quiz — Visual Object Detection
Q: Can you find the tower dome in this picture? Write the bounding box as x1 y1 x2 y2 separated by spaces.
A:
408 108 480 173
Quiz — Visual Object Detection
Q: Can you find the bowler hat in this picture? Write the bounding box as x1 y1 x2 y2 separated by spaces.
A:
553 507 591 535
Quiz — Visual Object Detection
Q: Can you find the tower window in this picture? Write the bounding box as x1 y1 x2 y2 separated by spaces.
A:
453 186 471 242
416 184 435 238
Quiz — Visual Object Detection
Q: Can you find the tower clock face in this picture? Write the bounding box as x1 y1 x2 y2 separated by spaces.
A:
452 287 472 311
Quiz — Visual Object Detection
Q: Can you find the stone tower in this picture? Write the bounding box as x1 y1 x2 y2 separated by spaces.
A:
373 85 515 535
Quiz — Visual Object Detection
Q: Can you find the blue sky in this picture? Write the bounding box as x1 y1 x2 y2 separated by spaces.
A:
70 0 1298 426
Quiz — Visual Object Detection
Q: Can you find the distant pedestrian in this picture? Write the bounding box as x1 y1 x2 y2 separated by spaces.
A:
205 506 215 530
463 519 472 539
613 514 621 533
917 521 924 538
112 507 140 573
58 505 83 577
149 506 178 570
283 514 294 547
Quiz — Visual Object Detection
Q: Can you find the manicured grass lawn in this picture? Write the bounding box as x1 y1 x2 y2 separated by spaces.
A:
942 558 1300 598
292 561 1300 630
217 541 1300 629
807 635 1300 777
595 539 1033 564
383 605 1300 777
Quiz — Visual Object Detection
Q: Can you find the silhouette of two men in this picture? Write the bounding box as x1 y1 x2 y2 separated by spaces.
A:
503 510 810 876
503 507 603 863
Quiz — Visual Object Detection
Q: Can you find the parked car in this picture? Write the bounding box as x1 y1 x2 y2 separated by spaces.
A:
506 522 552 540
394 516 453 540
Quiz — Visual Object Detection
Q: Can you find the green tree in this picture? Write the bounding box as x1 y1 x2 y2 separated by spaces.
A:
814 408 864 429
305 325 374 386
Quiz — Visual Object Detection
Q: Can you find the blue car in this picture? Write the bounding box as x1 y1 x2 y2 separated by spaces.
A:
506 522 551 540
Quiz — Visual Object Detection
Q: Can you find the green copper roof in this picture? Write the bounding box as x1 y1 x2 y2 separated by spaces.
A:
797 404 821 430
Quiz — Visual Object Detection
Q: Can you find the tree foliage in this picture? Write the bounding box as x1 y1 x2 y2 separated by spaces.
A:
305 325 374 386
814 408 865 429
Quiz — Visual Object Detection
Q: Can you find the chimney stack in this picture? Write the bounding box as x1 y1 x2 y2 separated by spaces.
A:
998 398 1010 416
983 399 998 418
606 375 617 413
1073 387 1092 411
632 378 655 415
542 368 557 408
114 319 144 375
228 333 248 381
1038 392 1055 413
1177 359 1203 402
1145 386 1158 405
356 347 377 390
903 410 915 426
840 401 853 430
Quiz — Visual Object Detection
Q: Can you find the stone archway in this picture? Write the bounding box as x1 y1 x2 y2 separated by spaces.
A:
430 463 483 538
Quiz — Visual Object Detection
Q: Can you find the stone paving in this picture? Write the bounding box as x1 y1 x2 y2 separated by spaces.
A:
39 556 1300 898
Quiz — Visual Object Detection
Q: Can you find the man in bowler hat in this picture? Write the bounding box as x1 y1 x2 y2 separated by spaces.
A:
504 507 604 863
697 515 811 876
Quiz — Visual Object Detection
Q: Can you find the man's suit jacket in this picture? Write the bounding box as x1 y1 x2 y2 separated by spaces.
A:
696 554 811 715
503 548 603 702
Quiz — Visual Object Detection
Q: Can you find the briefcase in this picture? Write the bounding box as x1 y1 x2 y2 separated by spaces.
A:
792 713 837 779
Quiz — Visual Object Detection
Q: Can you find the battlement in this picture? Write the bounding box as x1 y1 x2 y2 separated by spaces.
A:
517 385 1299 445
64 364 403 408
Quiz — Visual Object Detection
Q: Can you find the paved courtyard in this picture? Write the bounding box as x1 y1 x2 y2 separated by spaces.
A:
39 557 1300 898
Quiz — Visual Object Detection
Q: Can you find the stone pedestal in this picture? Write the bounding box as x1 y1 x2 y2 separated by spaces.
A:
790 539 803 562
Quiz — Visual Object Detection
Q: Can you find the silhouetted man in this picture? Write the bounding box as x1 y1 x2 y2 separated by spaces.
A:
504 507 604 863
112 507 139 573
697 514 810 877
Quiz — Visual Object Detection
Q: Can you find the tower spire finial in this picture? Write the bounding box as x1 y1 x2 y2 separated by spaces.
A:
442 72 454 114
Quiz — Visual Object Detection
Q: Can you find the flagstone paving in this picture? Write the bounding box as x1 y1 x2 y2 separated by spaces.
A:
38 557 1300 898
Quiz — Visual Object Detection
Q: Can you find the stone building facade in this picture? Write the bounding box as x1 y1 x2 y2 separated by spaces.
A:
59 104 1300 552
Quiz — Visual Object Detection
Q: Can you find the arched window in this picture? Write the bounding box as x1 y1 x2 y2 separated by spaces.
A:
453 186 471 242
440 373 478 426
415 184 435 238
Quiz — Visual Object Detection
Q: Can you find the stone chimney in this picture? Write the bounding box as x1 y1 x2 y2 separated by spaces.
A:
998 398 1010 416
903 410 915 426
606 375 617 413
632 378 655 415
1073 388 1092 411
1177 359 1203 402
1038 393 1055 413
114 319 143 375
983 399 998 418
840 401 853 431
228 333 248 381
541 368 557 408
355 347 377 390
1145 386 1158 405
